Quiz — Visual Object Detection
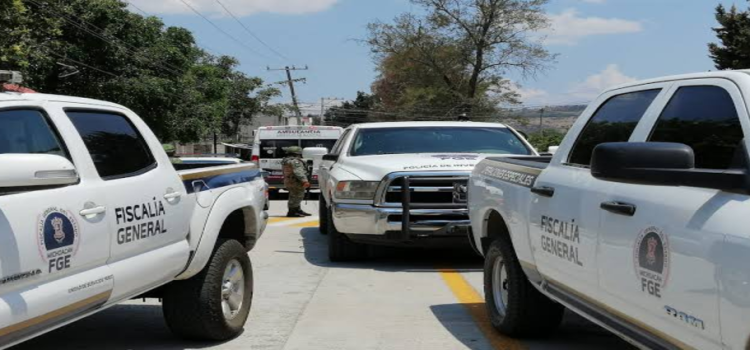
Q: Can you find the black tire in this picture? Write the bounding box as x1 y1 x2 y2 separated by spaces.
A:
163 239 253 341
327 207 367 261
484 237 563 337
319 197 329 235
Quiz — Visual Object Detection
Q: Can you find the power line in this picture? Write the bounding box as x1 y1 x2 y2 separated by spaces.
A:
48 51 119 78
124 0 149 16
213 0 289 61
176 0 274 61
26 0 184 76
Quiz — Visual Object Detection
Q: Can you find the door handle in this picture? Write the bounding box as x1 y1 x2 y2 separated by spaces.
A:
79 206 106 217
531 186 555 197
164 191 183 200
600 201 637 216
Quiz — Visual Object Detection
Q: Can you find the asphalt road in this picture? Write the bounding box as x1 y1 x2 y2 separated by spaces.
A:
14 195 635 350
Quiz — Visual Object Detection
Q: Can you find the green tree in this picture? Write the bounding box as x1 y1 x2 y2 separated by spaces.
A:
1 0 279 144
367 0 553 115
222 73 284 142
709 3 750 69
327 91 380 127
526 129 565 153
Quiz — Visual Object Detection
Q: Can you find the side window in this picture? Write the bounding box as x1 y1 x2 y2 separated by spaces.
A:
0 109 68 158
329 130 351 155
67 111 156 179
648 86 744 169
568 89 661 166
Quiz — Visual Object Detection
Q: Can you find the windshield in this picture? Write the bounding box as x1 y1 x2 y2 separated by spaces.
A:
260 139 298 159
350 127 531 156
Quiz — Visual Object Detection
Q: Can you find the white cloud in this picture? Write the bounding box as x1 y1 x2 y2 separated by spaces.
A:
544 9 643 45
514 64 637 105
568 64 636 100
128 0 339 17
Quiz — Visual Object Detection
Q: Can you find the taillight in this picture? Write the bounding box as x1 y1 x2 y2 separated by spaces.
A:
251 155 259 165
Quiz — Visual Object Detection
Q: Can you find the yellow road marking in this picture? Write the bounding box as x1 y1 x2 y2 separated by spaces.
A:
438 269 526 350
292 220 320 228
268 217 296 224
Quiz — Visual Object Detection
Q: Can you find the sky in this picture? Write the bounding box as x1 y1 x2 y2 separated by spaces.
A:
126 0 749 110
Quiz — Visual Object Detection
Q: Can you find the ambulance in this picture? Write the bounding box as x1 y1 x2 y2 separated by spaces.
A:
251 126 343 194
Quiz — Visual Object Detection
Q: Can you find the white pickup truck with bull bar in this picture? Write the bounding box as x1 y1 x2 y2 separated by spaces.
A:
316 121 537 261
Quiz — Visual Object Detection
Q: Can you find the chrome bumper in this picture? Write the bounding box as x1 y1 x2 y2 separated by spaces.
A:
332 203 470 236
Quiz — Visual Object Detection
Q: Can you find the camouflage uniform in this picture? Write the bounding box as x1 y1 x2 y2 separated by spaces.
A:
282 147 309 215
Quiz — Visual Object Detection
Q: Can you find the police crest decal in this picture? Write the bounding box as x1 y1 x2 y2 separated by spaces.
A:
633 226 670 298
37 207 80 273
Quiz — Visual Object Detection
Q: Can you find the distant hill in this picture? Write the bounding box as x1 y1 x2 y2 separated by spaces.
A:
499 104 587 133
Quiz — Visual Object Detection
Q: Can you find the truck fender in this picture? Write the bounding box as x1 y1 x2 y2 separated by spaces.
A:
176 186 262 280
481 208 543 284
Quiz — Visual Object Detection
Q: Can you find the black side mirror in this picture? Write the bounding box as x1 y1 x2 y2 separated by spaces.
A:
322 154 339 162
591 142 746 192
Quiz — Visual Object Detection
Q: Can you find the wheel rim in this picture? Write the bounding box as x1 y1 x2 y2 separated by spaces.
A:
221 259 245 321
492 254 509 316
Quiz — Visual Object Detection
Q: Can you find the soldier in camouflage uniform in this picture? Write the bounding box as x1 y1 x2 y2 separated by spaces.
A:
282 146 312 217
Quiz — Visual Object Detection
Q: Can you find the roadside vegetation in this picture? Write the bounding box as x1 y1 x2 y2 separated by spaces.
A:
0 0 284 143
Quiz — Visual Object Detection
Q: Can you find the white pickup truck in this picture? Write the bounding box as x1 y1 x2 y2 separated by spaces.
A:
0 90 268 348
468 71 750 349
318 121 535 261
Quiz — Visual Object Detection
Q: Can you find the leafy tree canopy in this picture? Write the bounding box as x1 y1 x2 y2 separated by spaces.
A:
367 0 554 116
709 2 750 69
0 0 282 143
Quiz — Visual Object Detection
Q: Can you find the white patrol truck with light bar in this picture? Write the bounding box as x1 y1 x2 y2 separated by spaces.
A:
468 70 750 350
317 121 535 261
251 125 343 195
0 80 268 348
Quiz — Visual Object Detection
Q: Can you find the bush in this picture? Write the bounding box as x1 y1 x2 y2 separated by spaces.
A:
526 130 566 153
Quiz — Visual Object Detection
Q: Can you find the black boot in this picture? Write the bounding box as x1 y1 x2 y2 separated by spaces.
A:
298 209 312 216
287 209 305 217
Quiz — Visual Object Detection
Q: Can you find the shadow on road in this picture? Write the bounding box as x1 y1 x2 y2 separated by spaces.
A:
300 227 483 273
430 303 635 350
11 304 238 350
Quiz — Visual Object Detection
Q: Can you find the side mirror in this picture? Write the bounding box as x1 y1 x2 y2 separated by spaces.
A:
591 142 746 192
302 147 329 159
322 154 339 162
0 154 79 188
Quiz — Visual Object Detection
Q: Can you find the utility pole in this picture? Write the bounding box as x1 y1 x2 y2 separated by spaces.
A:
268 66 308 125
538 107 546 134
320 97 344 126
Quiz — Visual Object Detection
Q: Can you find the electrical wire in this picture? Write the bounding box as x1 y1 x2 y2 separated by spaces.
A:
26 0 185 76
176 0 274 61
213 0 289 61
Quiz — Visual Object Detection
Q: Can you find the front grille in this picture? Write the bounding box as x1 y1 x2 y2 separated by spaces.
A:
381 175 468 207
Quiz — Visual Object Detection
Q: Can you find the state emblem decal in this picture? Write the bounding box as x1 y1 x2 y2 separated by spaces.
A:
633 226 670 298
37 207 80 273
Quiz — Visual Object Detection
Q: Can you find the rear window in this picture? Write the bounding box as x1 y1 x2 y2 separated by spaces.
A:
67 111 156 179
260 140 298 159
301 139 338 151
350 127 531 156
0 109 67 158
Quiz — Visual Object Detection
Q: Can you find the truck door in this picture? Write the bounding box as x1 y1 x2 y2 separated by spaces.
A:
529 86 667 299
596 80 741 349
64 109 192 302
318 128 351 203
0 107 113 347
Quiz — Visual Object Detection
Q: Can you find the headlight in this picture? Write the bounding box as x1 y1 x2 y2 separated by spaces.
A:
335 181 379 200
